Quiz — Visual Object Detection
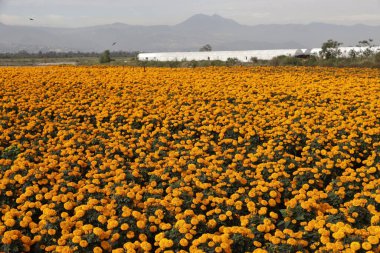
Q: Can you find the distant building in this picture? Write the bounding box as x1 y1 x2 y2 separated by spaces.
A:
138 46 380 62
138 49 305 62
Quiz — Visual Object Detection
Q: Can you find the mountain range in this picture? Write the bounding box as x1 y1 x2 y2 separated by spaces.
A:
1 14 379 53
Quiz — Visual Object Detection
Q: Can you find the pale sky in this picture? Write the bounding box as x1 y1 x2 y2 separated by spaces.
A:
0 0 380 27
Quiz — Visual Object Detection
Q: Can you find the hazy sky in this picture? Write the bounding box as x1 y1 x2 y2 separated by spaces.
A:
1 0 380 27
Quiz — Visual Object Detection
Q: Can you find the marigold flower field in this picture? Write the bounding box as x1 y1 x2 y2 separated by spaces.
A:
0 66 379 253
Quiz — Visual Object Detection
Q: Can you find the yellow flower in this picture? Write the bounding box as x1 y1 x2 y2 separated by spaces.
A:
269 212 278 219
107 219 119 230
75 209 85 218
159 238 174 249
101 241 111 251
121 223 129 231
207 219 217 229
271 236 281 245
269 190 278 198
93 227 104 236
93 247 103 253
180 238 188 247
136 220 146 229
350 242 360 251
48 229 56 235
367 235 379 245
79 240 88 247
64 202 74 210
127 231 135 239
4 219 16 227
140 241 152 251
219 214 227 221
258 207 267 215
257 224 266 232
72 235 81 244
97 215 107 224
215 247 223 253
1 237 12 244
287 238 297 246
332 231 345 240
362 242 372 251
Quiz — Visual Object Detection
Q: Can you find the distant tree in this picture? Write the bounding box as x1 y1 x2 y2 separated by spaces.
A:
138 60 148 72
99 50 111 63
348 49 357 59
357 38 376 57
190 60 198 68
250 57 258 63
199 44 212 52
356 38 374 47
17 50 29 58
362 48 374 58
226 57 239 67
169 61 180 68
320 39 342 59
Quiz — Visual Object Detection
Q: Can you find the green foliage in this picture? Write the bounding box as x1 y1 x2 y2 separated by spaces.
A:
270 55 302 66
168 61 181 68
1 145 20 160
189 60 198 68
209 60 225 66
199 44 212 52
320 39 343 59
356 38 374 47
348 49 358 59
99 50 111 63
250 57 258 63
375 52 380 66
226 57 240 67
362 48 374 57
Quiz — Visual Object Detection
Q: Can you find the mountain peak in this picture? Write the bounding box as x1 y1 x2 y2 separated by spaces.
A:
177 14 241 28
111 22 128 26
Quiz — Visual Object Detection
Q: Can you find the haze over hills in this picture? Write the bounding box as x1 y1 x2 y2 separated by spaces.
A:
1 14 379 53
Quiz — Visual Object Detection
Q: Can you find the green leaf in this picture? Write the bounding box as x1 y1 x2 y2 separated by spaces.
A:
279 209 288 217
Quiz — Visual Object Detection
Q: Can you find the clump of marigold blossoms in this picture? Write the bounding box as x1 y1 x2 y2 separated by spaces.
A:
0 66 379 253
